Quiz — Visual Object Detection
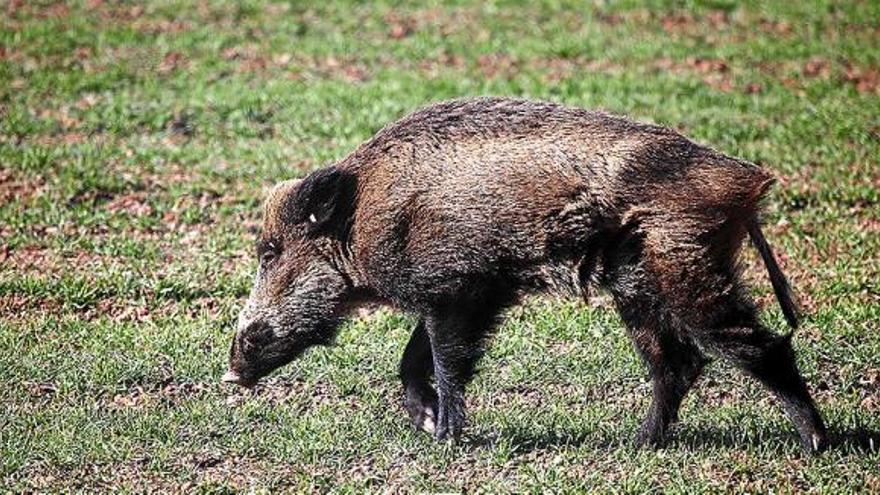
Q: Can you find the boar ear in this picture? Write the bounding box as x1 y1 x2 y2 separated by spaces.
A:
288 165 356 237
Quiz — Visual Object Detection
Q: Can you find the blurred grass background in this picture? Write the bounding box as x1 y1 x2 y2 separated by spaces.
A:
1 0 878 491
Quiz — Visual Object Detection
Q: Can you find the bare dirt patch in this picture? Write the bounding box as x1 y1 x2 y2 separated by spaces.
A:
104 191 153 216
803 57 831 78
0 294 62 321
222 45 271 73
90 298 152 323
652 56 737 92
384 11 417 40
0 170 46 204
158 52 187 75
843 62 880 94
757 18 793 36
0 244 54 272
307 55 370 83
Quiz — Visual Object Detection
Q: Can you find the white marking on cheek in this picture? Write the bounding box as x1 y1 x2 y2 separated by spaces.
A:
308 213 317 223
237 311 254 333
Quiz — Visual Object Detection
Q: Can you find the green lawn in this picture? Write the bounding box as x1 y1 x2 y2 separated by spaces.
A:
1 0 878 492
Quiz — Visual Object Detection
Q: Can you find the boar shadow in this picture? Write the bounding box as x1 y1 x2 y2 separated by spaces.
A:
472 420 879 455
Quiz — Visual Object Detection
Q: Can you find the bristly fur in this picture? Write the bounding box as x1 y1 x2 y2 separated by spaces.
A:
227 97 826 453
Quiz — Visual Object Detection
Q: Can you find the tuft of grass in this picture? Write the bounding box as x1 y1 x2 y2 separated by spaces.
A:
1 0 878 491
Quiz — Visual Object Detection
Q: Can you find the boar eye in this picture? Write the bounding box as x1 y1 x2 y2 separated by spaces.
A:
258 240 281 267
241 322 272 353
261 250 278 266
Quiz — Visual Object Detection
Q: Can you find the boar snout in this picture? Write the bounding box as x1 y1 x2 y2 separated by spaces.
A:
223 320 271 388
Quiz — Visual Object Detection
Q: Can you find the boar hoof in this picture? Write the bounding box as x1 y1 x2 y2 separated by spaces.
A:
433 408 464 442
418 407 436 434
634 427 667 450
804 432 828 455
405 388 438 435
409 401 437 434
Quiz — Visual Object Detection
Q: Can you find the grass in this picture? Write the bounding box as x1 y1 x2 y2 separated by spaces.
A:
1 0 878 492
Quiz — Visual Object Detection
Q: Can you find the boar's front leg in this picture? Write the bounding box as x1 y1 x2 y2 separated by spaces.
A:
399 319 438 434
424 302 501 441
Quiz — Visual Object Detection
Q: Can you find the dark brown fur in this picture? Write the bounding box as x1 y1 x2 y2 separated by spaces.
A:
225 97 825 453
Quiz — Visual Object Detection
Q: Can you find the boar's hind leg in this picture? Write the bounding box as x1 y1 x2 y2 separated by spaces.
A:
694 317 828 453
606 253 708 448
399 319 438 434
649 239 827 453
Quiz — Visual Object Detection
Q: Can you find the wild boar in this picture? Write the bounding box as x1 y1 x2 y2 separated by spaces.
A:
223 97 827 453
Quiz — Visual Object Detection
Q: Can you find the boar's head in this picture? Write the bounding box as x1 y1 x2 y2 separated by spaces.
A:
223 166 357 387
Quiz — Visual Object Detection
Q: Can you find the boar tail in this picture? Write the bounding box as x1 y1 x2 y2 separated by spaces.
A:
747 219 800 329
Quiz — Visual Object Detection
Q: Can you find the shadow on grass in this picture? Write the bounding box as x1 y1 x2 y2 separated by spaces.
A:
828 427 880 454
669 425 880 455
472 424 880 456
